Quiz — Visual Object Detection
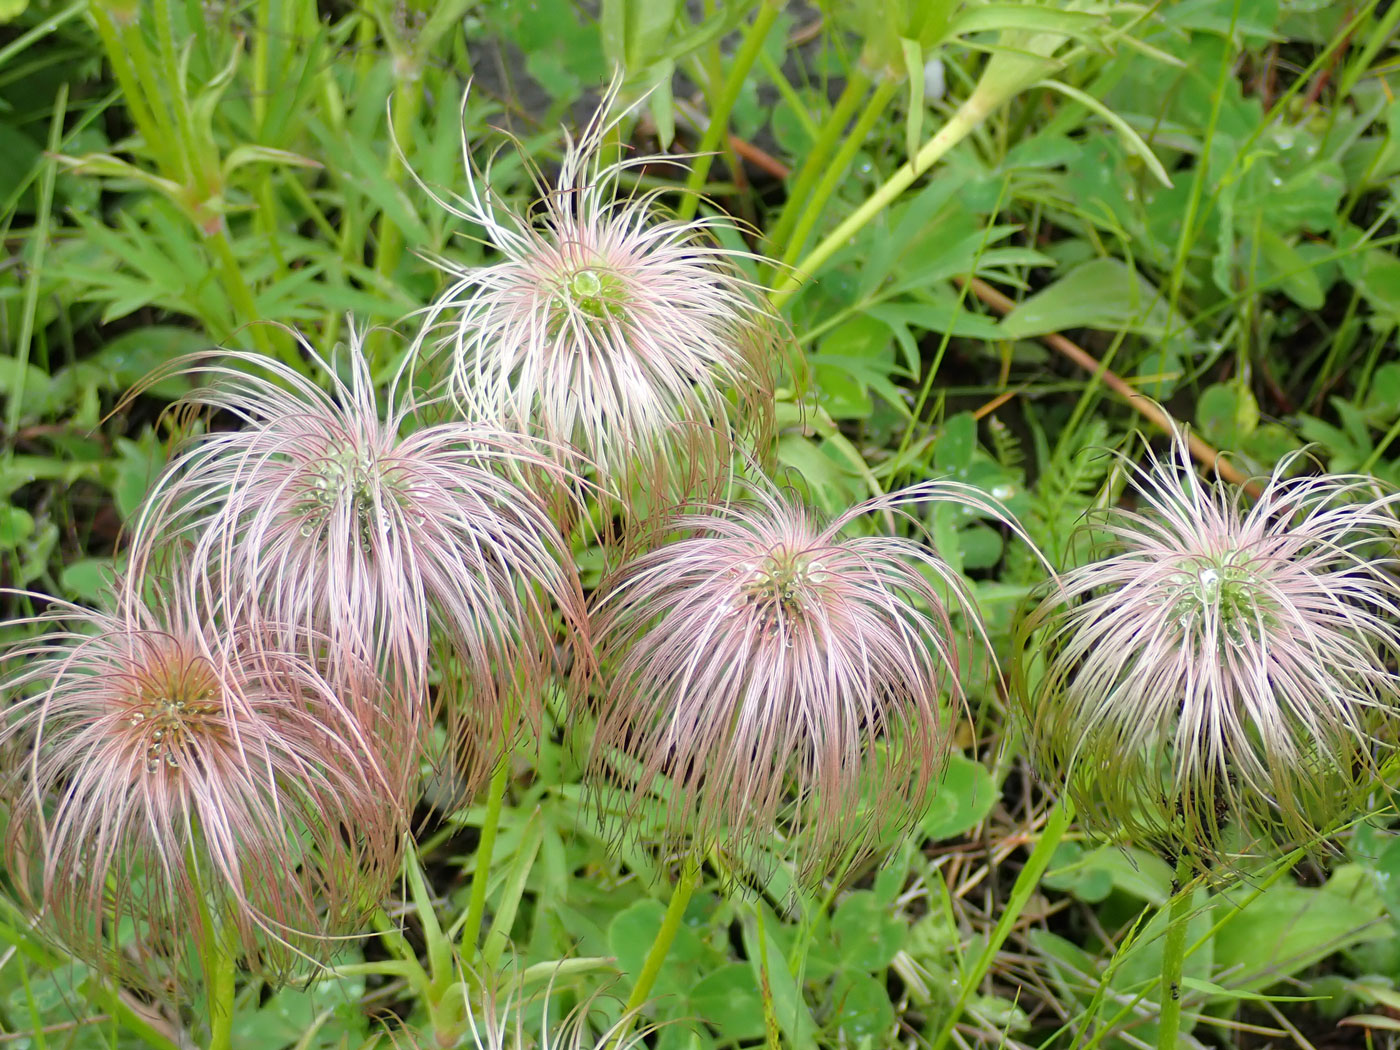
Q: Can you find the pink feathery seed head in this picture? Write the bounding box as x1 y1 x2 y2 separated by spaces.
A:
587 480 1028 880
125 329 591 798
1015 428 1400 861
0 579 407 993
408 84 786 524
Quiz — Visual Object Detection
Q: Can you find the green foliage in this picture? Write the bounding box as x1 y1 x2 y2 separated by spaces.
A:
5 0 1400 1046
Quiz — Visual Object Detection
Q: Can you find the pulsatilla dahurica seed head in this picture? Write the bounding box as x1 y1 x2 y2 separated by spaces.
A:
1015 430 1400 862
410 87 784 525
587 481 1026 880
125 333 588 798
0 580 406 993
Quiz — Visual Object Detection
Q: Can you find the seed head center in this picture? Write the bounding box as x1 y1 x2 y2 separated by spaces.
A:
739 548 825 632
1170 554 1266 646
299 448 397 545
563 266 625 322
129 680 220 775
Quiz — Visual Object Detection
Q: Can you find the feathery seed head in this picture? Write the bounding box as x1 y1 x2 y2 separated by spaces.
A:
0 581 406 992
412 87 784 520
1016 430 1400 860
588 481 1021 879
127 332 588 796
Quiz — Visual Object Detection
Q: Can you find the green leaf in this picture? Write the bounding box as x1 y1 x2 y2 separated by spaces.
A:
628 0 679 64
1000 258 1180 340
0 505 34 545
1213 868 1388 992
0 124 40 201
609 899 716 1000
1033 78 1172 187
901 37 924 159
1197 381 1259 449
111 435 166 522
1042 842 1114 903
60 558 115 603
827 971 895 1040
832 892 906 971
957 523 1003 570
1252 226 1325 308
933 412 977 472
922 752 997 840
688 963 766 1040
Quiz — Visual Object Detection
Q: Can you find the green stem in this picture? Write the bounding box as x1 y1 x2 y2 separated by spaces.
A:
460 759 511 961
929 796 1073 1050
89 8 176 176
8 84 63 439
1156 857 1195 1050
612 856 702 1050
205 934 236 1050
771 87 998 309
764 66 870 266
778 76 898 269
207 229 278 357
373 67 424 290
676 0 783 222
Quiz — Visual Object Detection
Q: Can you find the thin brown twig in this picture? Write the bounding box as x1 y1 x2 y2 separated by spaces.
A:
0 1016 111 1042
959 276 1264 498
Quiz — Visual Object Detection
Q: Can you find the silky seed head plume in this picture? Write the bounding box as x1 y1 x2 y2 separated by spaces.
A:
1015 430 1400 861
411 86 783 520
0 581 405 992
588 481 1021 879
126 332 588 796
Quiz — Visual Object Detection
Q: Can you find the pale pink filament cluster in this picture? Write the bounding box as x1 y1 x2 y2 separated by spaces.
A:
588 482 1018 877
1018 432 1400 858
412 90 782 517
0 583 405 989
127 336 587 794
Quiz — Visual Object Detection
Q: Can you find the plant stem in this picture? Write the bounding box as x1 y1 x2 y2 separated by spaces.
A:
763 66 870 262
676 0 783 222
778 75 898 269
771 89 994 308
1156 856 1195 1050
206 936 235 1050
460 759 511 961
929 796 1073 1050
207 229 279 358
612 855 702 1050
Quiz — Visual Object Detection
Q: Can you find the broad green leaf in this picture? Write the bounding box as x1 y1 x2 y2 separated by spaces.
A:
827 971 895 1041
832 892 906 971
609 899 717 1000
688 963 765 1040
921 752 996 840
60 558 115 603
0 505 34 545
1213 868 1388 991
1000 258 1180 339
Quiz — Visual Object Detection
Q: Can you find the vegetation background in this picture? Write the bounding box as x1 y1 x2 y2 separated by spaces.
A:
4 0 1400 1047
